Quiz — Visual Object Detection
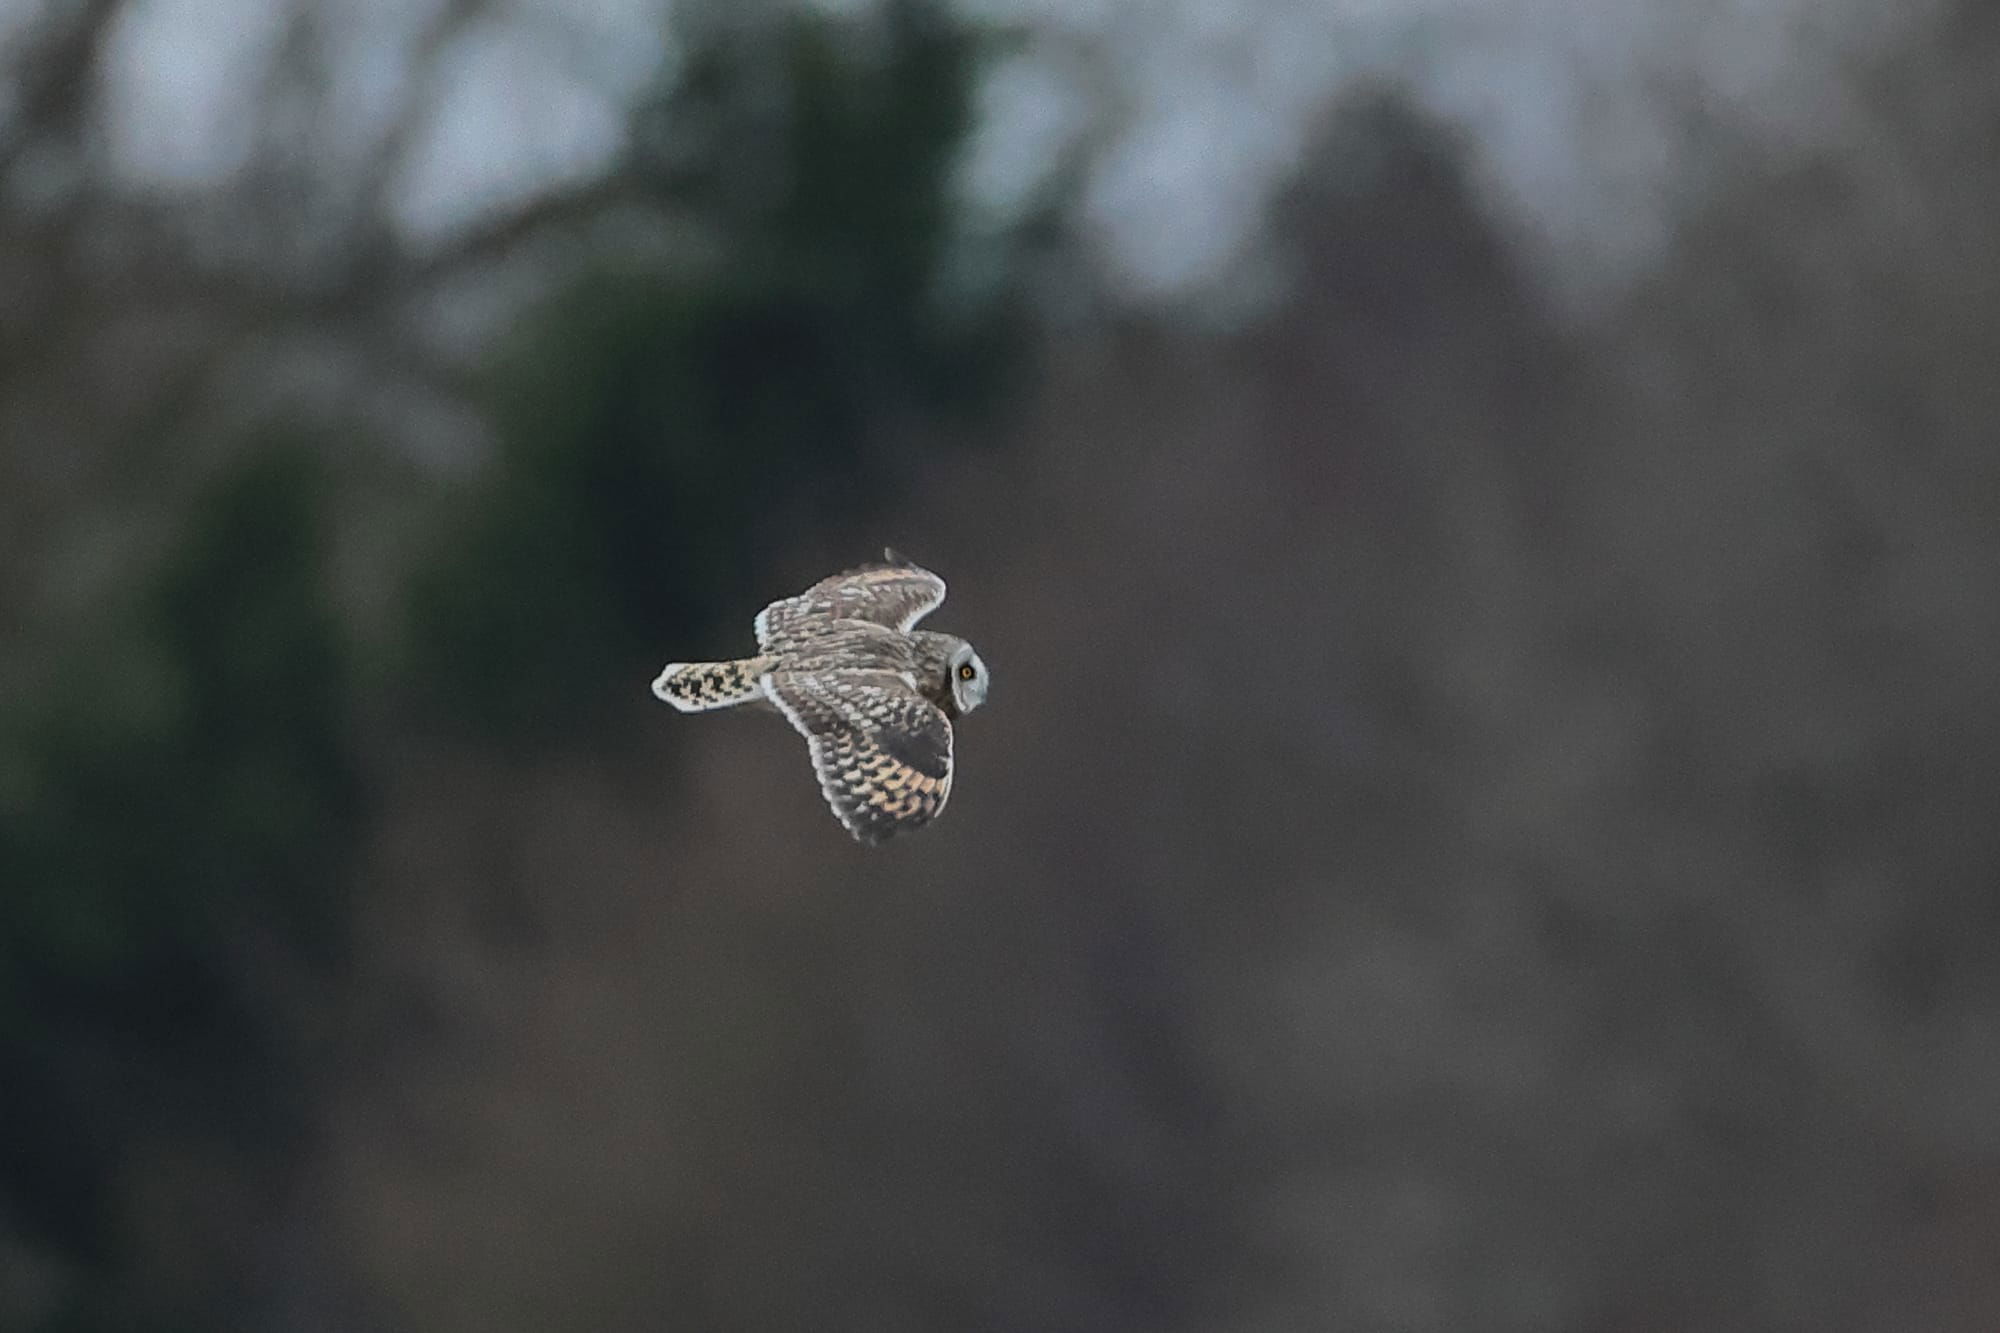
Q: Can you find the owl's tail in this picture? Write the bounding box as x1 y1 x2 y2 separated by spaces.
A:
651 655 781 712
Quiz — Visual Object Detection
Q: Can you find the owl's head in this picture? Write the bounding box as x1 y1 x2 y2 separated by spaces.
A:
947 640 989 716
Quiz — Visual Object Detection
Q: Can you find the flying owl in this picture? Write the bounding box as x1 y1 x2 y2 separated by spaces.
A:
650 550 989 844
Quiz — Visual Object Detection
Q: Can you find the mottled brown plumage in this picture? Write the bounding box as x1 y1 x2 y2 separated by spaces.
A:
651 551 988 844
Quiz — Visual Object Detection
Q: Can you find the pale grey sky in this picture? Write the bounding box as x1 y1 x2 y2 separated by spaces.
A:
84 0 1941 309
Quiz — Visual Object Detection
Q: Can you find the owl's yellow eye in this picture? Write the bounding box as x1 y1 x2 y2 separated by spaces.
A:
958 664 976 681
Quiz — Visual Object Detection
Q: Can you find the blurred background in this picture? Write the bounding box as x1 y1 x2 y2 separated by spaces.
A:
3 0 1999 1328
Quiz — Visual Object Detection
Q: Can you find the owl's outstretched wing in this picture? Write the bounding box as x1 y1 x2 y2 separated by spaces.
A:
754 549 946 650
764 669 954 844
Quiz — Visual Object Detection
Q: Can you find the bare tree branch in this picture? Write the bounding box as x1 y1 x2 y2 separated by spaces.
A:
351 0 499 223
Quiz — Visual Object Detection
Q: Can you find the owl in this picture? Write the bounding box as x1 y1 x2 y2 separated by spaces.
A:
651 550 989 844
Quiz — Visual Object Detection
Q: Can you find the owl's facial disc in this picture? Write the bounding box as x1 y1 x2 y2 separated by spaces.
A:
948 644 988 715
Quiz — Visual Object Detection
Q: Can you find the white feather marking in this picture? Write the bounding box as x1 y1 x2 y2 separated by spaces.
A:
897 573 947 631
652 661 764 713
765 676 869 842
652 664 699 711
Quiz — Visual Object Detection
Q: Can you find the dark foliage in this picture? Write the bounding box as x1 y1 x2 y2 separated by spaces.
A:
0 446 359 1322
407 0 1027 739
